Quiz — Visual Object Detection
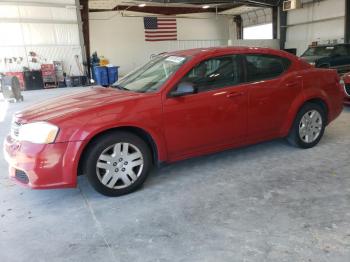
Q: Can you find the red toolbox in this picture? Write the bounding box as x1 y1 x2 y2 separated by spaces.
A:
41 64 57 88
5 72 25 90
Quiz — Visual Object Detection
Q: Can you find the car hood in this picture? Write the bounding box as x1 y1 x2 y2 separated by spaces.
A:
15 87 143 123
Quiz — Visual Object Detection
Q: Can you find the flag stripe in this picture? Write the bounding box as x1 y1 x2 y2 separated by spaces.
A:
146 38 177 42
145 34 177 38
158 18 176 21
154 26 177 29
145 30 177 34
157 23 176 26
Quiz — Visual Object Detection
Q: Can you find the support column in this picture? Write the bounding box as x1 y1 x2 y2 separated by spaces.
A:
77 0 90 76
345 0 350 43
279 5 287 50
233 15 243 40
272 6 278 39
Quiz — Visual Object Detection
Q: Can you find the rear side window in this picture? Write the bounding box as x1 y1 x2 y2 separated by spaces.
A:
244 54 291 82
333 45 350 56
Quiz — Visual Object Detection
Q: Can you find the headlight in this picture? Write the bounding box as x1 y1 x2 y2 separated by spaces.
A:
17 122 59 144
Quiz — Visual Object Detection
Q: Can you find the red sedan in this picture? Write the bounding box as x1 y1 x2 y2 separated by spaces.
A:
341 73 350 105
4 47 344 196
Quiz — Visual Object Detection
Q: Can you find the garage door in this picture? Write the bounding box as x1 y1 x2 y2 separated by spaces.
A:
0 0 85 75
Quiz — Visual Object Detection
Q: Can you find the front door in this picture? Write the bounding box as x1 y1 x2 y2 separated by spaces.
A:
162 55 248 159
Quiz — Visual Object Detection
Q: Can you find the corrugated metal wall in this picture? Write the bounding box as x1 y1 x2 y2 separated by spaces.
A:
241 8 272 28
0 0 85 75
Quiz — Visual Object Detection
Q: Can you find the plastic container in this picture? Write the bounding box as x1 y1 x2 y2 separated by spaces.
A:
100 57 109 66
93 66 109 86
107 66 119 85
65 77 72 87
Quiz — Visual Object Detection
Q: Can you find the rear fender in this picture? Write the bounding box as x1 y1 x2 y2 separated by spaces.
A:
279 93 306 137
279 91 329 137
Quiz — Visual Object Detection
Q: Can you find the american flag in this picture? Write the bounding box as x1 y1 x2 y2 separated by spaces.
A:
144 17 177 42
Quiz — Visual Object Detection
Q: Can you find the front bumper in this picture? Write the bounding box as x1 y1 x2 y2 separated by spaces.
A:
3 135 84 189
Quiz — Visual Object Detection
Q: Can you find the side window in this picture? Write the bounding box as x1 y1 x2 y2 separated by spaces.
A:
334 46 348 56
244 54 291 82
181 55 243 93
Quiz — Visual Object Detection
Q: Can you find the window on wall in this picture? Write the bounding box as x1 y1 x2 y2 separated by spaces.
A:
243 23 273 40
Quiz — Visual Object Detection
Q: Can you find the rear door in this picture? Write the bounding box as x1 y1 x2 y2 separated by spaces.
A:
162 55 248 159
242 54 301 141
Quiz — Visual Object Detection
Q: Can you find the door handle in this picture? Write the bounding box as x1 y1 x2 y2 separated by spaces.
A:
226 92 244 98
286 82 298 87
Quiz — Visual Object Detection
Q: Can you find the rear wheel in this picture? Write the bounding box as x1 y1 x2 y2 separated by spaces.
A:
84 131 152 196
287 103 326 148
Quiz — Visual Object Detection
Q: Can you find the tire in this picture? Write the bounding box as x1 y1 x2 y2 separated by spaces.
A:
287 103 326 149
84 131 152 196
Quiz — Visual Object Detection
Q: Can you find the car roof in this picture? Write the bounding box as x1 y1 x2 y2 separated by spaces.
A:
310 43 350 47
167 46 295 60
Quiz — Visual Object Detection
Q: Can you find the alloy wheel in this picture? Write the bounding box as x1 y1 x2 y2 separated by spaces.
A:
96 142 144 189
299 110 323 144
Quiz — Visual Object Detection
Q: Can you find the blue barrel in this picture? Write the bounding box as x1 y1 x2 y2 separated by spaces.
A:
107 66 119 85
93 66 109 86
91 62 99 81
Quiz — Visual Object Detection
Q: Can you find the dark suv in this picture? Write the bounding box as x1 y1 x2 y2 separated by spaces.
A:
301 43 350 73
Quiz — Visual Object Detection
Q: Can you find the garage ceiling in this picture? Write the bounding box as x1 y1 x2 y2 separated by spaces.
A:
88 0 279 14
135 0 279 7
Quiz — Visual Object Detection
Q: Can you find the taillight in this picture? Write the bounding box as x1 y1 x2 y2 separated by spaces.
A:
339 79 350 97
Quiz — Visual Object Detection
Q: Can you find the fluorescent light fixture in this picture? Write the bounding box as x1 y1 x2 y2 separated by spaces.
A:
202 5 210 9
138 3 146 7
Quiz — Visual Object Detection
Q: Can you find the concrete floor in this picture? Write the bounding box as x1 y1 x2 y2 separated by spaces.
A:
0 88 350 262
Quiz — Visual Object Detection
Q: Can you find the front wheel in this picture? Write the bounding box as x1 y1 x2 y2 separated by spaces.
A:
84 131 152 196
287 103 326 149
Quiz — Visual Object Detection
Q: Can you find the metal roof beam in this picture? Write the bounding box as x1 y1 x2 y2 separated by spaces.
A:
133 0 280 7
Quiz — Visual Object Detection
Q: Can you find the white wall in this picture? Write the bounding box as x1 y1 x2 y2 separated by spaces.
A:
89 12 229 75
0 0 84 75
285 0 345 55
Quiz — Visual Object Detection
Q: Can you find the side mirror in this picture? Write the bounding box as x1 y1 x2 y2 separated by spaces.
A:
170 82 195 97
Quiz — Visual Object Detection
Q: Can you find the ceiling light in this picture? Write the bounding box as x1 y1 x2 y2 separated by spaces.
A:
138 3 146 7
202 5 210 9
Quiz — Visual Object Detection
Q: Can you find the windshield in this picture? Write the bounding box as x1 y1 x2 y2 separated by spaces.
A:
301 46 335 57
112 55 188 93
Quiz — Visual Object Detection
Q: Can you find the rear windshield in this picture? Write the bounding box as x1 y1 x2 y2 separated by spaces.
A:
301 46 335 57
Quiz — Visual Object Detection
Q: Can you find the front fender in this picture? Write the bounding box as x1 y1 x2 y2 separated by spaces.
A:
75 121 168 163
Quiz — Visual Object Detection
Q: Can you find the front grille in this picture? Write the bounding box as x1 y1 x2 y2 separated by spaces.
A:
345 84 350 97
15 169 29 184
